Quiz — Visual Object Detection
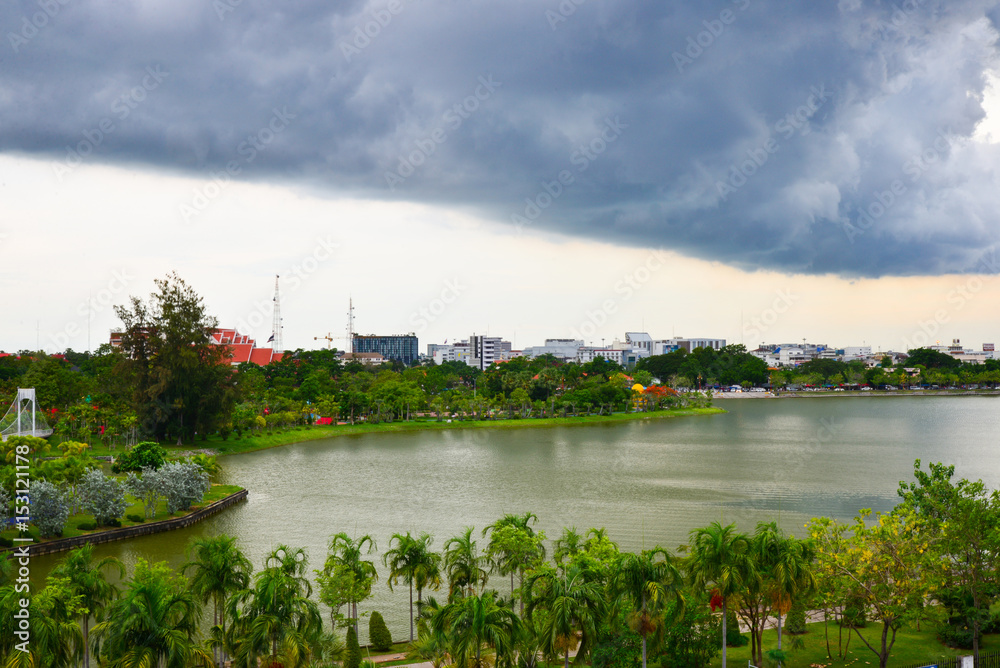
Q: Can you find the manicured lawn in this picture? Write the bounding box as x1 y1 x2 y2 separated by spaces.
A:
708 618 1000 667
2 483 244 543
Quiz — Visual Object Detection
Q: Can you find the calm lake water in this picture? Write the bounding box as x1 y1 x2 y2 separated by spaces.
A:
29 396 1000 641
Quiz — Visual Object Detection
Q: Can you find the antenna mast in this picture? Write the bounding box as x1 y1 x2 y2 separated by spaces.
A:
346 297 355 354
271 275 283 353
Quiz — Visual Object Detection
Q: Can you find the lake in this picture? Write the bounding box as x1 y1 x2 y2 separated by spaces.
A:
29 396 1000 641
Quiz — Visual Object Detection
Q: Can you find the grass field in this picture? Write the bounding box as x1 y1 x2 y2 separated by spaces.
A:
709 617 1000 668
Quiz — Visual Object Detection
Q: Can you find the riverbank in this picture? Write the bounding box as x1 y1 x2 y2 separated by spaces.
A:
1 485 246 557
716 389 1000 399
207 407 727 456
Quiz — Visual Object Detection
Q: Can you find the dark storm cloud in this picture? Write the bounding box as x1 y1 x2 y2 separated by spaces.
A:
2 0 998 276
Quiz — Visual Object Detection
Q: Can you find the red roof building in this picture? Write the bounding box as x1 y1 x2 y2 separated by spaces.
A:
110 327 283 366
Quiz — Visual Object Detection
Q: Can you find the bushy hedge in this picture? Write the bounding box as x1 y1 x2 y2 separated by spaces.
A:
783 602 807 635
112 441 167 473
345 626 361 668
369 611 392 651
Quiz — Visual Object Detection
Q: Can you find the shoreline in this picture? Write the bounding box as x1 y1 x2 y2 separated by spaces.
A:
2 488 248 557
715 389 1000 399
212 407 727 457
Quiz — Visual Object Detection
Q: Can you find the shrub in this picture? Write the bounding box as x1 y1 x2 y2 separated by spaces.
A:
79 469 127 527
784 602 807 635
76 522 97 531
345 626 361 668
158 462 210 513
0 486 10 527
939 624 974 649
126 513 145 523
726 610 748 647
0 536 13 548
32 481 69 537
126 468 164 519
369 611 392 651
112 441 167 473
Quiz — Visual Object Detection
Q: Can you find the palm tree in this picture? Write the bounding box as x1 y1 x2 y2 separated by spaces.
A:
524 565 606 668
0 580 84 668
432 589 521 668
553 527 585 565
687 522 752 668
92 558 214 668
324 533 378 636
383 531 441 641
610 548 685 668
443 527 489 599
228 544 324 668
484 513 546 613
50 543 124 668
754 523 817 658
183 534 252 668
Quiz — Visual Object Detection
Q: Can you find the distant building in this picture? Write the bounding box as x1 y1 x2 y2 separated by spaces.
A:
470 334 504 371
576 347 628 365
625 332 653 356
353 334 419 365
341 352 386 365
523 339 584 361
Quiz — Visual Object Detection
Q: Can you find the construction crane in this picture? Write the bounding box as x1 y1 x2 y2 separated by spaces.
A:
314 333 335 350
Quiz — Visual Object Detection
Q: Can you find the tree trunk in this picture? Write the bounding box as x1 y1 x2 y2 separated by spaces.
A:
824 606 831 659
778 610 783 650
641 635 647 668
721 599 727 668
410 582 415 642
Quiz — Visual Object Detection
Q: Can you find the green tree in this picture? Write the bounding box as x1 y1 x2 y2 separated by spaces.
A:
322 533 378 635
93 559 213 668
114 273 236 443
610 548 685 668
443 527 489 599
525 564 607 668
50 544 125 668
228 544 323 667
183 535 252 668
484 513 546 613
898 460 1000 660
687 522 752 668
809 509 936 668
432 589 521 668
383 531 441 641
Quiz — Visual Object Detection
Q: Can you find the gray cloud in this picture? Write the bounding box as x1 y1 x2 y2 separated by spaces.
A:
2 0 998 276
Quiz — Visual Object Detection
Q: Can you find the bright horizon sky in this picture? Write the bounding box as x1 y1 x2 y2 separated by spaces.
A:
2 1 999 356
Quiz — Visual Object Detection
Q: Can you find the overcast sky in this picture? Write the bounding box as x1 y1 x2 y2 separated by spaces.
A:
2 0 999 355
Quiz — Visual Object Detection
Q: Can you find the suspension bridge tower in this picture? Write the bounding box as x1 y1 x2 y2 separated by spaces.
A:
0 388 53 441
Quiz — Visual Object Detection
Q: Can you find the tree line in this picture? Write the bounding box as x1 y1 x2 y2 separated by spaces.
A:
3 459 998 668
0 275 712 447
